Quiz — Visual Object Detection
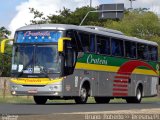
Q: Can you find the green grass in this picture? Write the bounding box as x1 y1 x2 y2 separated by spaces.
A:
0 91 159 104
0 96 33 103
0 90 33 103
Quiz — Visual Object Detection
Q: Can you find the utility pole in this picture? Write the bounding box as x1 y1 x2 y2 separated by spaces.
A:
129 0 136 9
90 0 92 8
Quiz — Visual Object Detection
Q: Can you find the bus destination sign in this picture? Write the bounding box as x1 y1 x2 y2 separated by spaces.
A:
16 31 62 43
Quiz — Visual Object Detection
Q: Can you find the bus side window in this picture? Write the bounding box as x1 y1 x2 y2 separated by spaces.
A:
78 32 90 52
125 41 136 58
90 34 95 53
96 36 101 54
111 39 116 55
152 47 158 61
97 36 110 55
74 31 83 52
137 43 148 60
148 46 158 61
66 30 78 51
105 38 111 55
111 38 124 57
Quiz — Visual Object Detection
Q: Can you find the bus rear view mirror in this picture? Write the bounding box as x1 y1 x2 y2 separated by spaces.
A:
58 37 71 52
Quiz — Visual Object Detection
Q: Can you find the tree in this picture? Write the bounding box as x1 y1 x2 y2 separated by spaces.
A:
108 9 160 38
29 8 48 24
0 27 11 38
103 9 160 55
29 6 98 25
0 27 12 76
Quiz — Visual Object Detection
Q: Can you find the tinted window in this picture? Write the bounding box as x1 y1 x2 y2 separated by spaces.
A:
137 43 148 60
148 46 158 61
90 34 95 53
111 38 124 57
66 30 78 51
74 31 83 51
97 36 110 55
125 41 136 58
79 32 90 52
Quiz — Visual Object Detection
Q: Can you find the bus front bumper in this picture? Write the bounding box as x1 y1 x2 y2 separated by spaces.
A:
10 78 63 96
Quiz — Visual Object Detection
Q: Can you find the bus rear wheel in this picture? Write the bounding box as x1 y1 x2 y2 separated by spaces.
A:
74 86 88 104
33 96 47 105
126 86 142 103
94 97 110 104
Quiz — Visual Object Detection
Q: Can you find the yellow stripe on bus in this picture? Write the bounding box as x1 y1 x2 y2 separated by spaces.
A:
75 62 158 76
11 78 63 85
132 69 158 76
76 62 119 72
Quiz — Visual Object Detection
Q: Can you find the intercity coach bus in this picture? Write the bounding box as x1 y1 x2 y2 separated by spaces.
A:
1 24 159 104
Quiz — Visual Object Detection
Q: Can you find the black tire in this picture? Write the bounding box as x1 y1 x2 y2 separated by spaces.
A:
33 96 47 105
74 86 88 104
94 97 110 104
126 87 142 103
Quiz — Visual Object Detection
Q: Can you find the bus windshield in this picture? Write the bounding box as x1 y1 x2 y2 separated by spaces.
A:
11 45 61 74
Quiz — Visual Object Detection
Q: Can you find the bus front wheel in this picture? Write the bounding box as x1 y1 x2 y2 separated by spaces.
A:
74 86 88 104
33 96 47 105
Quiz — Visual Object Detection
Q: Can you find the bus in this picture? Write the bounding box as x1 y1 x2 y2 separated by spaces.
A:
2 24 159 104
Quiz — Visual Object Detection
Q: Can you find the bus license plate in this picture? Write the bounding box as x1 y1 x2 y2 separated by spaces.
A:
28 89 38 94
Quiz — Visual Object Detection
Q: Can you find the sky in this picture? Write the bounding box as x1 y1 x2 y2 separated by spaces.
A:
0 0 160 37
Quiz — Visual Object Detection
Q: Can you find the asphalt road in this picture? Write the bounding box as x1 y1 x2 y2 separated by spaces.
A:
0 102 160 115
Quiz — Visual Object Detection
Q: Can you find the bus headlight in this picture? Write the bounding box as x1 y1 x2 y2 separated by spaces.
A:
12 91 16 95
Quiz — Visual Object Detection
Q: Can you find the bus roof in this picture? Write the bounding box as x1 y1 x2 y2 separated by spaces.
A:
16 24 158 46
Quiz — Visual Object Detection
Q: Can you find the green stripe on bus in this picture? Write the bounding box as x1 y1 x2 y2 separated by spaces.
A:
77 53 157 70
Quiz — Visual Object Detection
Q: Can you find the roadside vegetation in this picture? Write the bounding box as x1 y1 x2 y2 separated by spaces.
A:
0 27 12 77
